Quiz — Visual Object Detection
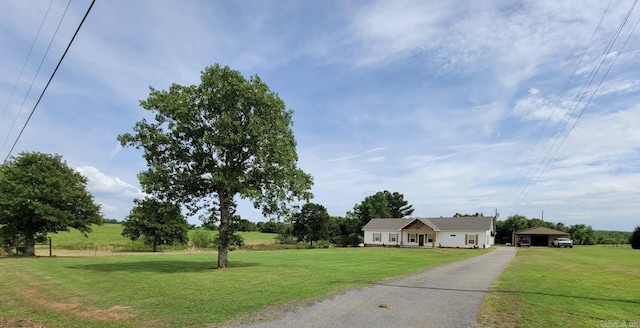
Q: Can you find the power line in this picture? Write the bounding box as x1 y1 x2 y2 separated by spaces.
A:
3 0 97 163
0 0 71 155
0 0 55 126
505 0 639 214
498 0 614 209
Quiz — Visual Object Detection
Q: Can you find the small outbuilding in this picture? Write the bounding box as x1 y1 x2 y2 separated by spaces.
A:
513 227 569 247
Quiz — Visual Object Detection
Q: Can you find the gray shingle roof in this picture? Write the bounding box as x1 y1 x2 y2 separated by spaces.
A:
361 218 414 230
515 226 568 235
425 217 493 231
362 217 493 231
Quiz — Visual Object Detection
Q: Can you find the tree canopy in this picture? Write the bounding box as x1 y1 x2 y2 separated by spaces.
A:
292 203 331 247
121 198 189 252
384 190 415 218
118 64 313 268
351 190 414 228
630 226 640 249
0 152 102 255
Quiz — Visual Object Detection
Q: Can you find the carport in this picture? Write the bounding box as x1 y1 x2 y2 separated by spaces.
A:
513 227 569 247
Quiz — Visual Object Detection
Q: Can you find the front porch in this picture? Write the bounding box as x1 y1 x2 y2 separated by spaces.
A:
401 219 436 248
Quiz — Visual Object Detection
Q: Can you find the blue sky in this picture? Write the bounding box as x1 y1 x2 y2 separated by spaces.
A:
1 0 639 231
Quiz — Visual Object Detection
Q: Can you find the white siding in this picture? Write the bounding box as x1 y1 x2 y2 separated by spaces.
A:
435 231 492 248
364 230 401 246
402 232 435 247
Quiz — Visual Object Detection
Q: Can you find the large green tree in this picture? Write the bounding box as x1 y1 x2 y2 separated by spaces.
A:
0 152 102 255
630 226 640 249
121 198 189 252
292 203 330 247
118 64 313 268
568 224 596 245
351 192 391 227
384 190 414 218
351 190 414 228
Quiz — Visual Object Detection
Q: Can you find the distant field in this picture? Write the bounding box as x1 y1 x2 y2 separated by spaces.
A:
0 247 486 327
41 224 277 253
478 246 640 328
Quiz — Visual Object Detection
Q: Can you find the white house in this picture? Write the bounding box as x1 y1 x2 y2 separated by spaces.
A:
362 217 495 248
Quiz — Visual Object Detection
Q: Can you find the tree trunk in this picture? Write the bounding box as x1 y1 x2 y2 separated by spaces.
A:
217 191 231 269
24 234 36 256
153 241 157 252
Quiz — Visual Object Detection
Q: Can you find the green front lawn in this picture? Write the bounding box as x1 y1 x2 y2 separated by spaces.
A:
0 247 486 327
478 246 640 328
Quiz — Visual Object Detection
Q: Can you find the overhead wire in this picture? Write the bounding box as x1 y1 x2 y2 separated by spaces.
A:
516 3 640 208
0 0 55 126
504 0 639 214
498 0 613 209
0 0 73 156
2 0 97 163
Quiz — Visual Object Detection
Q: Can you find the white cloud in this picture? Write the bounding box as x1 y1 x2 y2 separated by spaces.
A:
75 165 144 199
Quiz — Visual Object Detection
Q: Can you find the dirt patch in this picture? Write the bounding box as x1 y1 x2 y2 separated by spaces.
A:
0 317 48 328
19 287 137 321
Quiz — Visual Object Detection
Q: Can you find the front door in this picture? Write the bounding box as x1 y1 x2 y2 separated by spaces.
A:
418 234 425 246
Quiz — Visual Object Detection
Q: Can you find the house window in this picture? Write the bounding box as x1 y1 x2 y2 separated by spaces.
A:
468 234 475 245
389 233 398 242
427 233 433 243
373 233 381 242
409 233 416 243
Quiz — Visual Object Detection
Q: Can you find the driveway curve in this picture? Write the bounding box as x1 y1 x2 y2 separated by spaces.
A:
234 246 516 328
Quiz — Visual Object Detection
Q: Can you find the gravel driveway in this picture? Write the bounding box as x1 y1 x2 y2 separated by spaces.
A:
234 246 516 328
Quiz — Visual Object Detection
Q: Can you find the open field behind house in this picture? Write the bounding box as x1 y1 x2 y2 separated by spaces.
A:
477 246 640 328
0 247 487 328
37 224 277 253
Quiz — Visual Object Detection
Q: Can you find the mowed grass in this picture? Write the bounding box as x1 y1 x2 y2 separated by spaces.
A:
478 246 640 328
0 247 487 327
42 224 277 252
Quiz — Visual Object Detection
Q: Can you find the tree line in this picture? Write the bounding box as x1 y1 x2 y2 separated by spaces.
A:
189 190 415 248
495 214 633 245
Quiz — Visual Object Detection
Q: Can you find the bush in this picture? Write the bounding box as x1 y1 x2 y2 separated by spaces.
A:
276 234 297 245
630 226 640 249
191 229 215 248
213 233 245 249
313 240 332 249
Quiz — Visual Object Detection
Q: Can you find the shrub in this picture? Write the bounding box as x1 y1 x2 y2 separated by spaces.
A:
313 240 332 249
276 234 297 245
213 233 244 249
630 226 640 249
191 229 214 248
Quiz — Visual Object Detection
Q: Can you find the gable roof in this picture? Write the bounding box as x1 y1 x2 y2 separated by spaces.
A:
427 217 493 231
362 217 494 232
361 218 415 230
515 226 569 235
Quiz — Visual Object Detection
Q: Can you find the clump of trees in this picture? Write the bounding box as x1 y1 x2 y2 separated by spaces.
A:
495 214 631 245
121 198 189 252
631 226 640 249
272 190 414 248
0 152 103 256
292 203 331 247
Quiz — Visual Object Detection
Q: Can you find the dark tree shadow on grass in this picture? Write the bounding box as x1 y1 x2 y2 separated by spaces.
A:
67 260 260 273
373 283 640 304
